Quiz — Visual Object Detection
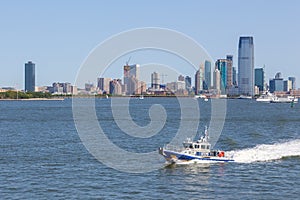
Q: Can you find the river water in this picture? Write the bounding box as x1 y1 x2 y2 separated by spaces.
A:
1 98 300 199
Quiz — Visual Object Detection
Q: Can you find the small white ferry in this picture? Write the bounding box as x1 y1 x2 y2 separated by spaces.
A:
159 127 234 164
256 92 275 102
271 96 298 103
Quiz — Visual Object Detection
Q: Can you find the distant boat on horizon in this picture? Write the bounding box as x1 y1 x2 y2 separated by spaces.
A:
239 95 252 99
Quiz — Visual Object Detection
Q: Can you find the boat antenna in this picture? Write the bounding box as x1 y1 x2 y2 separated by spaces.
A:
204 126 209 141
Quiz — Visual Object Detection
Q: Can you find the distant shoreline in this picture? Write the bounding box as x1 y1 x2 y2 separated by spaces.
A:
0 98 65 101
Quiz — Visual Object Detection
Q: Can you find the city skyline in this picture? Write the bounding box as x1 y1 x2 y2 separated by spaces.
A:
1 1 300 89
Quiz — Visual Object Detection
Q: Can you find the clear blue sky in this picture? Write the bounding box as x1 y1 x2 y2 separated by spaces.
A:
1 0 300 89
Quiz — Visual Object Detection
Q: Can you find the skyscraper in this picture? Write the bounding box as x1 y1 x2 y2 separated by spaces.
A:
194 70 200 95
238 36 254 96
185 76 192 92
97 77 112 94
288 77 296 90
25 61 35 92
204 60 211 90
151 72 160 90
232 67 237 85
226 55 233 88
255 68 264 92
123 64 140 95
283 80 292 92
109 79 122 95
213 69 221 95
215 59 228 94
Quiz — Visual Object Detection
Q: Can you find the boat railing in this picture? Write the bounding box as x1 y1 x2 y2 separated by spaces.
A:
164 144 185 152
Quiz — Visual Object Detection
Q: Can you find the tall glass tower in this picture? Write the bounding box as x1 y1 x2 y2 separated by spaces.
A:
255 68 264 92
215 59 228 94
25 61 35 92
204 60 211 90
238 36 254 96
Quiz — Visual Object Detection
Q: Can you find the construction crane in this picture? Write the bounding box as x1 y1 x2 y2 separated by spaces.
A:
126 56 131 66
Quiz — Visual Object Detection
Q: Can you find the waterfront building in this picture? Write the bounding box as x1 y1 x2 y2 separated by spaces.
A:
136 81 147 94
85 83 95 92
255 68 265 92
166 81 186 94
52 82 64 94
25 61 35 92
126 76 138 95
97 77 112 94
226 55 233 88
238 36 254 96
124 64 140 95
199 63 204 92
204 60 211 90
61 82 72 94
109 79 122 95
194 70 200 94
71 85 78 95
288 77 296 90
185 76 192 92
254 86 260 95
269 72 284 93
232 67 237 86
151 72 160 90
283 80 292 92
213 69 221 95
215 59 228 94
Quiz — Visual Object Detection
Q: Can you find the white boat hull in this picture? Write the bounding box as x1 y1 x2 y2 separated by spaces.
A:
271 97 298 103
159 148 235 164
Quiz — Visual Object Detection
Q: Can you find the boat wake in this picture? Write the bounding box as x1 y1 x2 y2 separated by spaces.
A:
228 139 300 163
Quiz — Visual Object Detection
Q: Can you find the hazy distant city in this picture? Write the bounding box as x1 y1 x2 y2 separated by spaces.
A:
0 36 299 98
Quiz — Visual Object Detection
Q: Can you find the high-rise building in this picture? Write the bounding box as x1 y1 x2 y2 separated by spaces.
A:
255 68 265 92
136 81 147 94
52 82 64 94
232 67 237 85
71 85 78 95
62 82 72 94
213 69 221 95
109 79 122 95
283 80 292 92
199 64 204 92
269 72 284 93
226 55 233 88
151 72 160 90
204 60 211 90
215 59 228 94
288 77 296 90
97 77 112 94
238 36 254 96
124 64 140 95
194 70 200 94
185 76 192 91
25 61 35 92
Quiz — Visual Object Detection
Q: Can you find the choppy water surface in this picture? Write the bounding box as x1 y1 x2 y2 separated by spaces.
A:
1 98 300 199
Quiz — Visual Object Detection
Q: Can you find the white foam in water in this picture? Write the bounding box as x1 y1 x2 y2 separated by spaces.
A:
228 139 300 163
